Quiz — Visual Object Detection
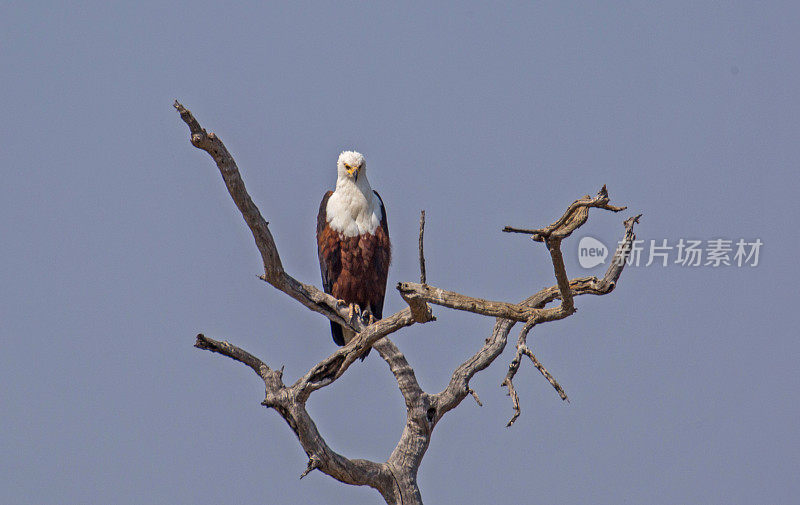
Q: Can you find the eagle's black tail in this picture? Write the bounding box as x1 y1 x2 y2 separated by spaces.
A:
330 321 345 346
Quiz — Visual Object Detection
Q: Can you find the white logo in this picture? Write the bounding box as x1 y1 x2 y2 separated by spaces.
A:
578 236 608 269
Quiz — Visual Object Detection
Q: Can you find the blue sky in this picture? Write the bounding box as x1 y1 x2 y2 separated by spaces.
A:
2 2 798 503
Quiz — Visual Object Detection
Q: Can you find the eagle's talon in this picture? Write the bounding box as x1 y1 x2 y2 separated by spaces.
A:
360 307 375 325
348 303 362 322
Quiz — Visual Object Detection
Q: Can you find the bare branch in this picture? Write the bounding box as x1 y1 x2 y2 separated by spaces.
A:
399 286 436 324
419 210 427 285
374 338 424 408
503 185 626 241
291 309 419 400
438 213 640 424
499 213 640 425
467 388 483 407
522 347 568 402
175 100 372 338
399 188 628 325
500 353 522 427
500 321 569 427
194 332 395 495
194 333 272 380
174 101 283 281
435 317 514 418
299 456 321 479
599 214 642 290
546 237 575 315
276 401 393 492
397 282 534 321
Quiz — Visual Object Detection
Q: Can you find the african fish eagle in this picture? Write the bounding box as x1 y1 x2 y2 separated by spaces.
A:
316 151 391 354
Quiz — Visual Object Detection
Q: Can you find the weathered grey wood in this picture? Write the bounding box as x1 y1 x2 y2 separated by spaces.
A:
176 101 639 504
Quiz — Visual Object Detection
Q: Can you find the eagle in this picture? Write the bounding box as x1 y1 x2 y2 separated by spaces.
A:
316 151 391 355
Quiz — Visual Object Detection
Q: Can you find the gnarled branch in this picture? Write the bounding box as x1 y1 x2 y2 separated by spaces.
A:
435 203 640 426
373 338 424 408
176 101 639 505
503 185 626 241
500 214 640 425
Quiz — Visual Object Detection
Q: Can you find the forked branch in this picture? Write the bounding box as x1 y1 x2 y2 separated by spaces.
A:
503 185 626 241
500 213 640 425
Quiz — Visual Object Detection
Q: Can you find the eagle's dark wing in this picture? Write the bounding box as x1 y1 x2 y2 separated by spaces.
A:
370 190 391 321
316 191 345 346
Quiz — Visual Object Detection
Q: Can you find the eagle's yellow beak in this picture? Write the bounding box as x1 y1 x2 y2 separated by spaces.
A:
346 165 360 182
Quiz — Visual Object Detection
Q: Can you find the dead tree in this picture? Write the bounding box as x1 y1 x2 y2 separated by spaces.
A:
175 101 640 505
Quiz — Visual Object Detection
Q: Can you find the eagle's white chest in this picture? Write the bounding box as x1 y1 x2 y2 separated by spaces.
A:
326 181 382 238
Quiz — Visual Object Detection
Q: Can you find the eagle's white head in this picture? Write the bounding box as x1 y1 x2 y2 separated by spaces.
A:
336 150 367 186
328 150 382 237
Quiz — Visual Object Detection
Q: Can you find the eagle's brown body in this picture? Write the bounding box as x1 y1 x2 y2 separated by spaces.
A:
316 189 391 348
